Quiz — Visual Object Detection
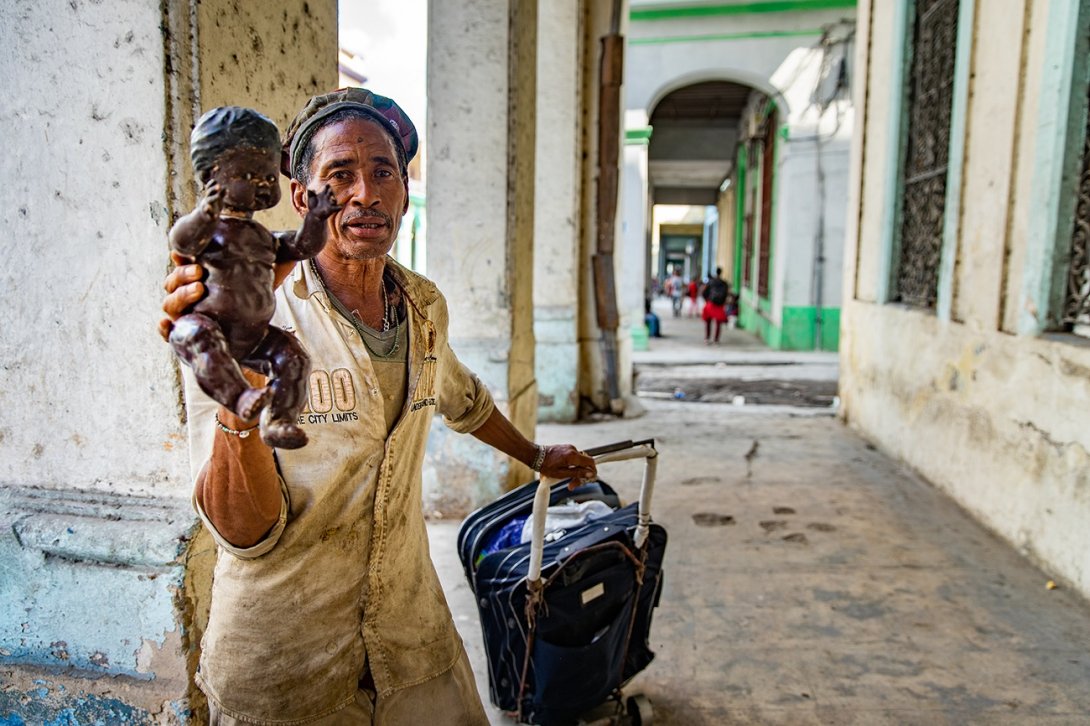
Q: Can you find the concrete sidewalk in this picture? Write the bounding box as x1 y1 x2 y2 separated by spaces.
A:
634 298 839 408
637 296 838 369
429 396 1090 724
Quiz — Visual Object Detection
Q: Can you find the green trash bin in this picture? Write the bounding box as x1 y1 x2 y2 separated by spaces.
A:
631 323 649 352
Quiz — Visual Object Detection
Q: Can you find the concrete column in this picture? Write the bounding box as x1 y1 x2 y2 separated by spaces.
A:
577 0 631 413
534 0 582 423
0 0 336 718
622 122 652 346
426 0 539 503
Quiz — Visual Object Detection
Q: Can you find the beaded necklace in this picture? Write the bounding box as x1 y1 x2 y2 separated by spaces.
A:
310 260 402 358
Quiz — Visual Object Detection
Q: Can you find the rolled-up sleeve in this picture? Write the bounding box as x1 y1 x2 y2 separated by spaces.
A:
182 366 291 559
191 467 291 559
439 357 495 433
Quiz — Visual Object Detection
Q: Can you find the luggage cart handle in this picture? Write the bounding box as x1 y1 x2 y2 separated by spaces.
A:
527 441 658 586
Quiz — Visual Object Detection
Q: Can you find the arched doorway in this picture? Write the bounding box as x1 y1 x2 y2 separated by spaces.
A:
646 80 758 287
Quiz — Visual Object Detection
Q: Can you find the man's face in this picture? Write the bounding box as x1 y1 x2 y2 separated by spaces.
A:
212 146 281 212
291 117 408 261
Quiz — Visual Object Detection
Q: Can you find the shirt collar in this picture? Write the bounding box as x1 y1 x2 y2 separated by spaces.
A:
291 256 440 310
292 258 322 300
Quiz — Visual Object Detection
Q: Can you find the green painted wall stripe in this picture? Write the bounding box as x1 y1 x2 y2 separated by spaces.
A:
625 126 654 142
820 308 841 350
936 0 976 322
1020 0 1090 334
631 0 857 22
737 300 841 350
876 0 914 304
781 306 841 350
629 28 823 46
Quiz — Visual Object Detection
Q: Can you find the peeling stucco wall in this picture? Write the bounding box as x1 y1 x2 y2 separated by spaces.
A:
0 487 200 723
534 0 583 424
840 303 1090 596
0 0 336 720
427 0 542 502
841 0 1090 599
1 0 189 498
0 1 197 712
193 0 336 232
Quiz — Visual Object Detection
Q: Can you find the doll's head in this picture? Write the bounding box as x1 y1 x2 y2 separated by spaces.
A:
191 107 282 212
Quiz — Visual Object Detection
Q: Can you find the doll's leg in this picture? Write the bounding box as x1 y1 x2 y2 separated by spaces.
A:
170 313 270 417
245 326 309 449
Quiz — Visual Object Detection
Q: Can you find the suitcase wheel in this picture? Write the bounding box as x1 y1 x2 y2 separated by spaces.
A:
626 694 653 726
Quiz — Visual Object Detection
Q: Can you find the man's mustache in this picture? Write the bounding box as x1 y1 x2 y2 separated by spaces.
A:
341 210 392 228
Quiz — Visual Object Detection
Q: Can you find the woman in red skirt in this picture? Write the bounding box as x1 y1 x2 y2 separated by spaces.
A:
700 267 730 344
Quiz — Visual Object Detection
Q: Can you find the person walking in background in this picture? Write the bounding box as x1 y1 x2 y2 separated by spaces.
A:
700 267 730 345
686 277 699 317
667 267 684 318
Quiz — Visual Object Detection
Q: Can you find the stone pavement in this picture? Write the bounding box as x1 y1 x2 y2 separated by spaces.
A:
428 303 1090 725
633 301 839 409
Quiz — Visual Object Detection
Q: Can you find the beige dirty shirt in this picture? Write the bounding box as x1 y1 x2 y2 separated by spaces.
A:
183 258 495 723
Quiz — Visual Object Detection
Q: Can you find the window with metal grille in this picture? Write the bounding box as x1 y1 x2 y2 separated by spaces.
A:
757 112 777 299
1062 79 1090 336
743 211 754 287
743 141 757 288
895 0 959 309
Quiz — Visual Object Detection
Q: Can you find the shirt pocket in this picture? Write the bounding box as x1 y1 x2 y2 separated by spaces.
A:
409 323 438 413
408 358 437 414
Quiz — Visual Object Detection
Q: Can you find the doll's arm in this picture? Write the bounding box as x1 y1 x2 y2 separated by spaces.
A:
275 185 341 262
169 181 223 257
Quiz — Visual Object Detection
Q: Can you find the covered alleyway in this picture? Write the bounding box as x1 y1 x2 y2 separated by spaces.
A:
430 322 1090 724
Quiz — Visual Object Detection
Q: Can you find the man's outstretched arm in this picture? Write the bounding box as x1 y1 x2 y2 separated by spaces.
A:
193 377 285 548
161 258 287 548
470 407 597 486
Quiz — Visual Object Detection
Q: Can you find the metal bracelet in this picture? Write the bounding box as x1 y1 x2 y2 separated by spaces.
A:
530 444 547 472
215 412 259 439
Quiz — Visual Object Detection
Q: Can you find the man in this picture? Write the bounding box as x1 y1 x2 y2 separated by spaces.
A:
161 88 597 725
667 267 683 318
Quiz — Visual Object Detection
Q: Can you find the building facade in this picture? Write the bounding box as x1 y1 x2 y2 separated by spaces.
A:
622 0 857 351
0 0 339 719
0 0 628 718
841 0 1090 599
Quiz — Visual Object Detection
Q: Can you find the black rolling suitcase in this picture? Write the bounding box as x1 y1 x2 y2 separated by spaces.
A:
456 440 667 725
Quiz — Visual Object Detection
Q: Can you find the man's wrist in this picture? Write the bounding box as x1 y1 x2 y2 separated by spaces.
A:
530 444 547 472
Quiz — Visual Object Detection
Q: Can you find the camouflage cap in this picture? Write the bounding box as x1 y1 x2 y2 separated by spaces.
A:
281 87 419 178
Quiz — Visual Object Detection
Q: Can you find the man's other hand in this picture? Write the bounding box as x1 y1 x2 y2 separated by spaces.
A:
539 444 597 489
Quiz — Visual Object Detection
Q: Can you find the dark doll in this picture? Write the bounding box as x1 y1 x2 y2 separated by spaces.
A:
168 106 340 449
